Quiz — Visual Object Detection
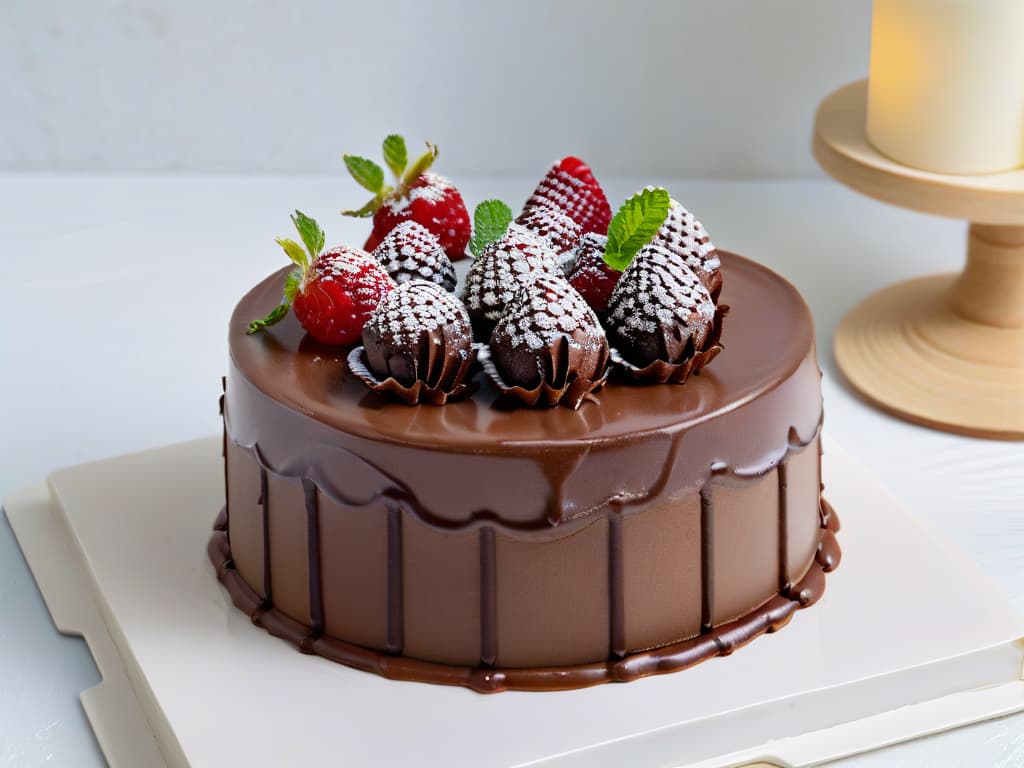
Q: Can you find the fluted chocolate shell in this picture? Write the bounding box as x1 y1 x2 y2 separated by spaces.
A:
605 243 726 384
351 281 475 405
482 273 609 409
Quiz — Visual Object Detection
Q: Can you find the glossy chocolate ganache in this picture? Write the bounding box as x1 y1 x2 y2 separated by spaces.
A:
211 251 840 692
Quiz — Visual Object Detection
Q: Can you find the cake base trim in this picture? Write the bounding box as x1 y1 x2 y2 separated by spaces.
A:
207 501 840 693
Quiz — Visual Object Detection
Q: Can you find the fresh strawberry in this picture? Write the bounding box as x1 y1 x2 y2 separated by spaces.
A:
523 156 612 236
248 210 394 346
368 173 470 259
342 135 471 261
371 220 457 292
567 233 618 313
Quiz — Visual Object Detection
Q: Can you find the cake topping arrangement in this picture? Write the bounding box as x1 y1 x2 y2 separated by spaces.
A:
247 211 394 345
342 134 471 260
371 220 457 292
479 273 609 409
349 281 475 405
249 146 729 404
605 242 726 383
652 197 723 300
460 222 563 339
523 156 612 236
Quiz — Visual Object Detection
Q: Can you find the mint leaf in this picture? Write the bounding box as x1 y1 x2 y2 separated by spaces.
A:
603 187 671 271
283 266 303 302
290 210 325 261
469 200 513 257
344 155 386 194
247 302 290 334
342 195 382 218
382 134 407 179
401 141 438 186
275 237 308 269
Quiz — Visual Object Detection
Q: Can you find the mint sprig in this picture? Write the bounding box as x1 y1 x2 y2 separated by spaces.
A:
469 200 513 257
248 210 325 334
603 187 670 271
382 134 408 179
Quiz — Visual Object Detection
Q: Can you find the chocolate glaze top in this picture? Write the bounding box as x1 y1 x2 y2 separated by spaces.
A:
227 252 821 529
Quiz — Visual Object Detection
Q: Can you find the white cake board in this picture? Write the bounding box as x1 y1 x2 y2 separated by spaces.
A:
5 437 1024 768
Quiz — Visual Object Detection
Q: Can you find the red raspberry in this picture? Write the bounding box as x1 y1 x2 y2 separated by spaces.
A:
248 211 394 346
368 173 470 261
567 233 619 313
523 156 612 236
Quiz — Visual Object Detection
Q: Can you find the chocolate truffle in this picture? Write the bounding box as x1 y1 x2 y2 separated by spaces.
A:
605 243 725 383
481 273 609 409
651 197 723 301
460 223 562 340
351 281 475 404
371 220 457 292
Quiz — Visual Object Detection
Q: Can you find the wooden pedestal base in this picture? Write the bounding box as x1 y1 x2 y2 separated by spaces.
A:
815 81 1024 440
835 229 1024 439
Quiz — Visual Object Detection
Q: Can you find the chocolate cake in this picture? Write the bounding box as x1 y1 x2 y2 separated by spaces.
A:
210 249 840 692
213 146 838 691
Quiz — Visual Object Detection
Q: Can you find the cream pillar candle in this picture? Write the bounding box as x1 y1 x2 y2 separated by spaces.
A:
866 0 1024 175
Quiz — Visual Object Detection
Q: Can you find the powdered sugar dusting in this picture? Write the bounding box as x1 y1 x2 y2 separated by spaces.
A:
494 273 605 352
461 224 562 321
606 243 715 337
365 280 470 347
653 198 721 276
372 220 457 291
515 200 583 267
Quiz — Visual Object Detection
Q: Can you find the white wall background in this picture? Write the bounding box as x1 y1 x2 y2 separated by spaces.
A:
2 0 872 177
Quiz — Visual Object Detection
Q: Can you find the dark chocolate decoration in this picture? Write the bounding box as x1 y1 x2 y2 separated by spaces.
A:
605 243 727 384
460 223 562 340
371 220 457 292
652 198 723 301
481 274 609 409
515 199 583 272
351 281 475 405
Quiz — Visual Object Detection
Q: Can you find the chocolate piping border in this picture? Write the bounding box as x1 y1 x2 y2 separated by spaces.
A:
208 501 840 694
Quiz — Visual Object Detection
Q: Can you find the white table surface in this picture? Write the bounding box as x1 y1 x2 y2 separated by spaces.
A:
1 174 1022 767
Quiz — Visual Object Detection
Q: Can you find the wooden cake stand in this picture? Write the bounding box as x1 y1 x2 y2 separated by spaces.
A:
813 80 1024 440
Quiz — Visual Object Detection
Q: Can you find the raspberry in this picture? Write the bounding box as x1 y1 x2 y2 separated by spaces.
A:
523 156 612 236
248 211 394 346
371 220 456 292
566 233 619 314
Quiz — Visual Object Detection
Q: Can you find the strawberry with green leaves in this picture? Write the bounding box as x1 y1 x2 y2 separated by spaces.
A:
248 211 394 346
342 135 471 261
